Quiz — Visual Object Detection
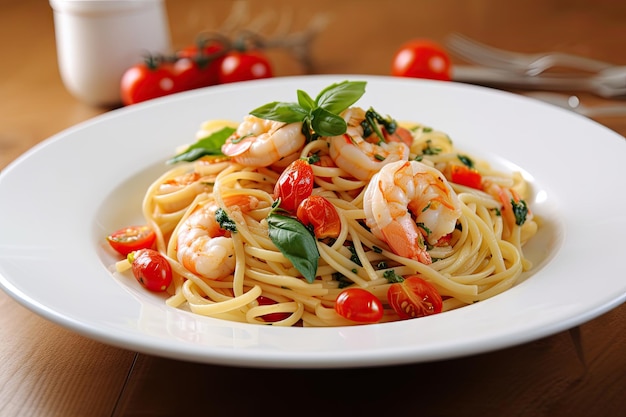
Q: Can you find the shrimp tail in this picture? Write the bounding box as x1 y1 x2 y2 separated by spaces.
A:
381 214 432 265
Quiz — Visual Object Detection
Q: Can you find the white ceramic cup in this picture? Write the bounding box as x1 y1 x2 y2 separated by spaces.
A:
49 0 171 107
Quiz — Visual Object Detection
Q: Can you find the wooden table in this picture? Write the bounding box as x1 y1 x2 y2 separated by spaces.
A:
1 1 625 415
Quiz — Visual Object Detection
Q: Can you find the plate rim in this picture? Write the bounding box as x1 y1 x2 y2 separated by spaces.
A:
1 74 625 368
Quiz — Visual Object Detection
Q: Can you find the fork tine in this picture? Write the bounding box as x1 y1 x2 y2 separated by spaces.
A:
448 33 626 97
446 33 617 76
446 33 524 69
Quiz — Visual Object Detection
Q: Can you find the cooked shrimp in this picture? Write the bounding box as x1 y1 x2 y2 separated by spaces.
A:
176 195 258 279
327 107 409 180
483 181 532 241
221 115 306 167
363 160 462 264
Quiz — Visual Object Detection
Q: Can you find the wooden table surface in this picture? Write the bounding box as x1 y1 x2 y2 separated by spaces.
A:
1 1 625 416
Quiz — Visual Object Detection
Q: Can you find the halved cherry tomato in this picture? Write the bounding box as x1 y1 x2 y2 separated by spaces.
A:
335 288 384 323
106 225 156 256
218 50 273 84
391 39 452 81
256 296 291 323
450 164 483 189
296 195 341 239
128 249 172 292
274 159 314 213
387 275 442 320
120 57 180 105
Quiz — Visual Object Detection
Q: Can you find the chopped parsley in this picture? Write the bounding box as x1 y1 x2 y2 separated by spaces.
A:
346 244 362 266
457 154 475 169
511 199 529 225
383 270 404 283
215 208 237 232
421 139 442 155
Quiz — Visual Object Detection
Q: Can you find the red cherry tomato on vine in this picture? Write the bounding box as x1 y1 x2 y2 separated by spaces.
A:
129 249 172 292
391 39 452 81
120 58 180 105
274 159 314 213
335 288 384 323
297 195 341 239
176 40 226 88
387 275 442 319
177 39 225 59
106 225 156 256
121 40 227 106
218 50 273 84
172 57 220 91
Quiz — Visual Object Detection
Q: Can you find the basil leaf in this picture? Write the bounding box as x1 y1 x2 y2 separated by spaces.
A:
297 89 316 111
167 126 235 164
249 101 307 123
311 107 347 137
315 80 366 114
246 80 367 140
267 213 319 284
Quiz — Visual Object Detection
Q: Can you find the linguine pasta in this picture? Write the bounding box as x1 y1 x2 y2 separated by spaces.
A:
130 108 538 327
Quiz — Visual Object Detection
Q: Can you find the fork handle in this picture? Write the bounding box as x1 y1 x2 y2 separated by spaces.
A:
451 65 609 96
527 52 613 76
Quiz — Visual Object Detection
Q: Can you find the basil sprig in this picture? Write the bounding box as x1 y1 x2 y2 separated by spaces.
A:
167 126 235 164
267 212 319 284
166 81 367 163
250 80 367 140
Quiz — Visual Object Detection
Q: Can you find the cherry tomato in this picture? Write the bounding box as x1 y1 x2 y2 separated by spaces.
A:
387 275 442 320
296 195 341 239
450 164 483 189
434 232 453 247
176 40 226 88
120 57 180 105
274 159 314 213
106 225 156 256
218 50 273 84
172 57 218 91
128 249 172 292
256 296 291 323
335 288 384 323
391 39 452 81
177 38 225 59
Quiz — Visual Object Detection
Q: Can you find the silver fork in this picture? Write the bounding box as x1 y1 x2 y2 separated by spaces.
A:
446 33 614 76
452 65 626 98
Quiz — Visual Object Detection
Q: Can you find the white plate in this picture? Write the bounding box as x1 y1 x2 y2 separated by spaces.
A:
1 75 625 369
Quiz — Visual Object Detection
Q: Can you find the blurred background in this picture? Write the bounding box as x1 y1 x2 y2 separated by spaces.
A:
1 0 626 170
